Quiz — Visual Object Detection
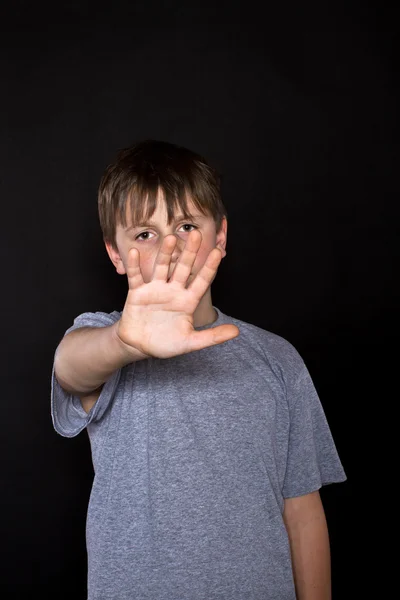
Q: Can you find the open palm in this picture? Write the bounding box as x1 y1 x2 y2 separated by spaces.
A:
116 230 239 358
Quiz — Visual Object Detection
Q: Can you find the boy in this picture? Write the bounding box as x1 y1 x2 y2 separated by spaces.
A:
52 140 346 600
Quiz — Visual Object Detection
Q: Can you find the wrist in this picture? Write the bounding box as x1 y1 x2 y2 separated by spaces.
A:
111 321 149 363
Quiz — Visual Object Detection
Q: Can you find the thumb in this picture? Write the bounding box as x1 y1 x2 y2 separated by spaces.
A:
185 324 240 353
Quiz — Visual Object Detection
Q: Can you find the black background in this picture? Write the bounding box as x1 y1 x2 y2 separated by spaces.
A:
2 1 398 598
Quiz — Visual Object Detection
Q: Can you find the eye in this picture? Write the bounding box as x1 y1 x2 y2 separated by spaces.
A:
135 231 154 241
178 224 198 233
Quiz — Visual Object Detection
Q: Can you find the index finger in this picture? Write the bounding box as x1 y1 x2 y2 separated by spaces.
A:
187 247 223 298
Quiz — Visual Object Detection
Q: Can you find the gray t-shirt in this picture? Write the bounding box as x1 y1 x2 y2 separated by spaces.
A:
51 307 346 600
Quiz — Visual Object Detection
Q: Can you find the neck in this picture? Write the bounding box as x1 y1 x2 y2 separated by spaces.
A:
193 290 217 328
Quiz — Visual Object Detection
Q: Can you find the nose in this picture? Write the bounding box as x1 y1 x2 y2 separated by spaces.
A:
170 234 186 263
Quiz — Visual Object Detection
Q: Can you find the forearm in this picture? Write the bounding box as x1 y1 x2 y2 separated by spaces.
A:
284 492 331 600
54 322 148 394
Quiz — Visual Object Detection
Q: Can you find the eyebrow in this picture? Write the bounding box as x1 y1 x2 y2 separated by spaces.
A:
125 214 205 231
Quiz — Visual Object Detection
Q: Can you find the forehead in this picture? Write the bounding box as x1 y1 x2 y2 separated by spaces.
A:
122 191 209 227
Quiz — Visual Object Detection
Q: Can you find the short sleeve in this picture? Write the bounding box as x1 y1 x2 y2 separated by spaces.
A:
51 311 122 438
282 365 347 498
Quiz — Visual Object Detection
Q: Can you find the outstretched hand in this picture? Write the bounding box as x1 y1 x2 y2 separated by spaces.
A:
116 230 239 359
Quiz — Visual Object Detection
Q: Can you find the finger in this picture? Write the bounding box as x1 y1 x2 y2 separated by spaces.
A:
187 247 223 298
126 247 144 289
152 235 177 281
169 229 202 285
185 324 240 353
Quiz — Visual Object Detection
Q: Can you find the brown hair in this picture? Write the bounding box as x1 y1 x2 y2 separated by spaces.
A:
98 140 227 247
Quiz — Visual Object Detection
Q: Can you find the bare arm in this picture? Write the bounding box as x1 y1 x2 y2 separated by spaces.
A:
283 491 331 600
54 322 147 395
54 230 239 396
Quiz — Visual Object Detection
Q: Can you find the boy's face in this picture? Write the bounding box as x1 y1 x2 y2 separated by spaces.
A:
105 194 227 285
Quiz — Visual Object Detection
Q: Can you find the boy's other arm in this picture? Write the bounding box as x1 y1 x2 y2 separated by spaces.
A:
283 490 331 600
54 322 148 396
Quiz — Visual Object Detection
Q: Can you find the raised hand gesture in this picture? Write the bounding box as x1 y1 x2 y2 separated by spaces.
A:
116 230 239 359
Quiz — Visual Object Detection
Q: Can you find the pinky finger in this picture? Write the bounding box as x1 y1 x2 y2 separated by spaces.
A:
126 248 144 289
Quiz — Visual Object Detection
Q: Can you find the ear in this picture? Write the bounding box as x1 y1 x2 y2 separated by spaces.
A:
216 217 228 258
105 241 127 275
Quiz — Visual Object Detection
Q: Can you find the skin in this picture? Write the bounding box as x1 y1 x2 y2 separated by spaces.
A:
283 491 332 600
54 193 332 598
54 194 239 400
105 196 229 331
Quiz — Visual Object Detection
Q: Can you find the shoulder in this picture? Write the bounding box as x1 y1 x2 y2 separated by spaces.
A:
220 310 306 382
65 310 122 334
